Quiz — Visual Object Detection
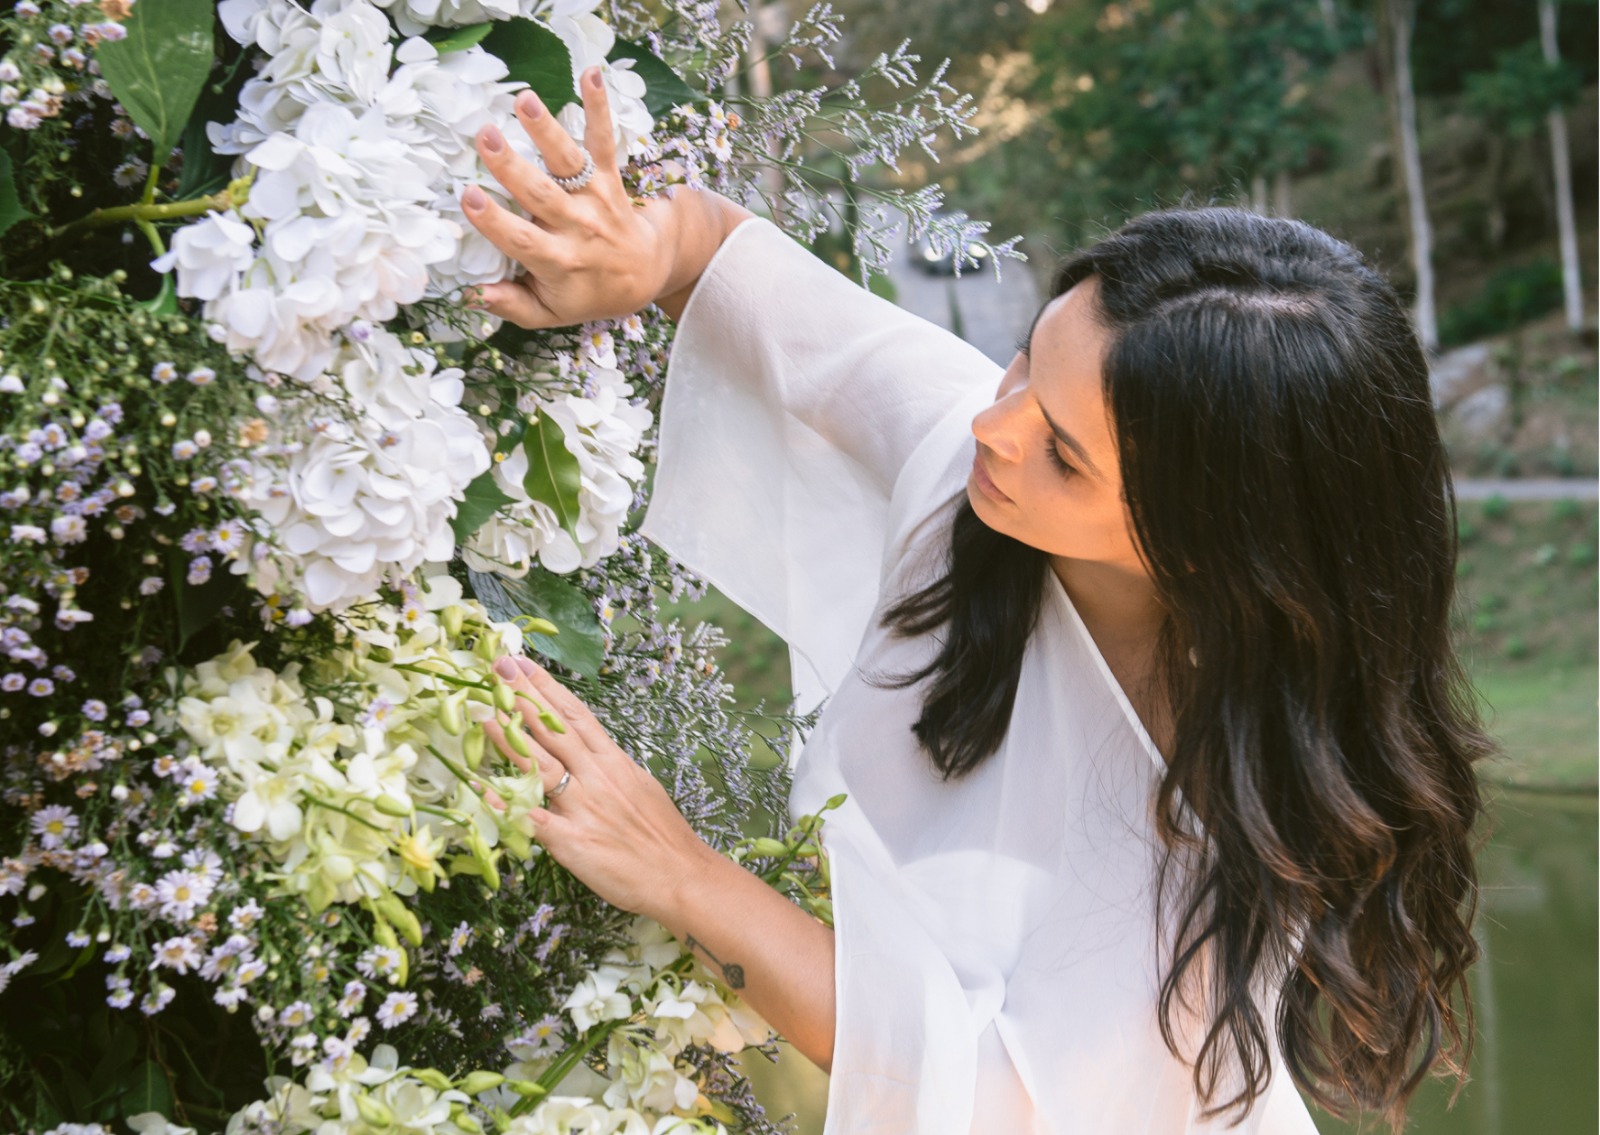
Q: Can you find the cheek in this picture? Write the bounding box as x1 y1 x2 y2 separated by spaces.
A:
1014 475 1135 558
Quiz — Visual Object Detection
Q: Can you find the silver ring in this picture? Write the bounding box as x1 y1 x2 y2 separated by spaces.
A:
548 769 573 797
547 147 596 192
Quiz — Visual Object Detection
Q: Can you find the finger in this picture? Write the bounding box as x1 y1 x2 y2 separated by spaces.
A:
461 184 564 269
465 276 564 332
493 658 598 774
476 119 578 224
513 88 590 184
516 657 614 752
527 804 572 852
578 66 620 188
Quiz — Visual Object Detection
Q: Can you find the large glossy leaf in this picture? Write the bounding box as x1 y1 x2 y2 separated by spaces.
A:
450 467 518 544
608 38 702 119
0 148 32 241
174 51 253 201
469 567 606 678
427 21 494 54
520 414 582 543
95 0 215 162
480 18 579 113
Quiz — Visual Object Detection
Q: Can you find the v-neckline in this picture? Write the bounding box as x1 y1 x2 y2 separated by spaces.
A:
1044 567 1167 774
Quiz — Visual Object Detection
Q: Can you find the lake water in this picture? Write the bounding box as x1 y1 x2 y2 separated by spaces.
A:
740 788 1598 1135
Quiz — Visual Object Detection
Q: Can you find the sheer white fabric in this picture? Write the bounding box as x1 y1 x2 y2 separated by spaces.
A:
639 217 1319 1135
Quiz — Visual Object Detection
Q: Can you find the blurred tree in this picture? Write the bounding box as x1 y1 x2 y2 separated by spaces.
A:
1377 0 1438 351
825 0 1037 94
1019 0 1354 241
1537 0 1586 333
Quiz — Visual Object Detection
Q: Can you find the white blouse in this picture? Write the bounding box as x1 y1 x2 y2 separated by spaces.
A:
640 217 1320 1135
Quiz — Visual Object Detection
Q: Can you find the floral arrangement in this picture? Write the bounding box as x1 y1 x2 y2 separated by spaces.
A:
0 1 1012 1132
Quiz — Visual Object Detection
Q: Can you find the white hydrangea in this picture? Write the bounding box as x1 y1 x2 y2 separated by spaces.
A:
463 366 649 577
169 0 655 377
229 327 490 610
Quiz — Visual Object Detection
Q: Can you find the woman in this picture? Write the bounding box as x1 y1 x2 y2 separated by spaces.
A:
460 68 1490 1133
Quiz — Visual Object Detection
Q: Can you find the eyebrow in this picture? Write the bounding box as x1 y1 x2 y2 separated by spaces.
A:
1018 303 1104 480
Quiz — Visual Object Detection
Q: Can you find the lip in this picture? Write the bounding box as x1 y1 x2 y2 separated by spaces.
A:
969 453 1012 504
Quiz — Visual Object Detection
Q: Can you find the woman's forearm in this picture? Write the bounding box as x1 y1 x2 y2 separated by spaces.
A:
660 843 836 1073
652 185 755 322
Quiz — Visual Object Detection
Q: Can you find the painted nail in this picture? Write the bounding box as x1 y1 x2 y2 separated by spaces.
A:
462 184 487 211
517 90 543 119
588 67 603 90
480 123 504 153
494 656 519 679
516 656 540 676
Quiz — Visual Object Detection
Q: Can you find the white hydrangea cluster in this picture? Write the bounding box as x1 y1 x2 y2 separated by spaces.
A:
163 577 537 913
463 366 651 576
224 326 490 611
153 0 654 379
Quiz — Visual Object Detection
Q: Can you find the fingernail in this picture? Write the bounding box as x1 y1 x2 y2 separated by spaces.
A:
480 123 504 153
588 67 603 90
516 657 540 676
463 184 487 211
494 656 519 679
517 90 543 119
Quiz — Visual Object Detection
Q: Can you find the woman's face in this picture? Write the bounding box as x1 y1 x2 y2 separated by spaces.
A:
966 277 1150 578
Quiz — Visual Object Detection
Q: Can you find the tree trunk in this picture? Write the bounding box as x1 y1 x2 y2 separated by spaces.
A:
1539 0 1586 333
1384 0 1439 353
1250 173 1268 214
1273 168 1292 219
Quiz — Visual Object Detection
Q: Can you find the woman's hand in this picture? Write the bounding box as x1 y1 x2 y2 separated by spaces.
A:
482 655 717 923
462 66 752 328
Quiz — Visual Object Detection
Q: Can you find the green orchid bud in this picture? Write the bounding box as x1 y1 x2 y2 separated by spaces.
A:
502 713 533 760
411 1068 454 1092
462 723 487 770
467 832 501 892
449 1106 483 1134
491 679 516 714
746 838 791 858
372 914 399 951
536 705 566 735
439 690 467 736
373 794 412 818
500 827 532 862
441 605 465 639
525 617 559 637
355 1094 395 1128
507 1080 546 1099
472 633 499 663
374 891 424 947
456 1071 505 1095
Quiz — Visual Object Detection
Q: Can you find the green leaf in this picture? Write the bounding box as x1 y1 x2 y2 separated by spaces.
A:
516 569 606 677
119 1060 174 1119
448 464 515 544
467 567 605 678
95 0 216 162
520 414 582 544
427 21 495 54
0 148 34 242
607 38 701 120
174 51 254 201
450 467 518 544
480 18 579 114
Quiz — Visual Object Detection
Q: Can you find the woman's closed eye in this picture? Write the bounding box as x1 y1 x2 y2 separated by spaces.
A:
1043 433 1075 474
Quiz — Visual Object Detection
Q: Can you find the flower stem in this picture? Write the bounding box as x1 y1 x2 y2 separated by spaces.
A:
48 190 232 246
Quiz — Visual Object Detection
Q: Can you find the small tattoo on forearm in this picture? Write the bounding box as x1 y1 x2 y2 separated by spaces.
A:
684 934 745 989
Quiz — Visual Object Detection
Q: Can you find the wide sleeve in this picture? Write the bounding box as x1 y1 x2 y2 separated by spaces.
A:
637 216 1003 709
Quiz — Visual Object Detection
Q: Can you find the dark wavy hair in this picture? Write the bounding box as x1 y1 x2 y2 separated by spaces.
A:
880 206 1493 1127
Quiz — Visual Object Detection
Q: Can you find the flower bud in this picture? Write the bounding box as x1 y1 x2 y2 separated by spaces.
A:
456 1071 505 1095
354 1094 394 1128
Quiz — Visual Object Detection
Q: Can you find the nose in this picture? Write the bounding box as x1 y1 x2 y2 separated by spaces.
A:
972 368 1028 463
